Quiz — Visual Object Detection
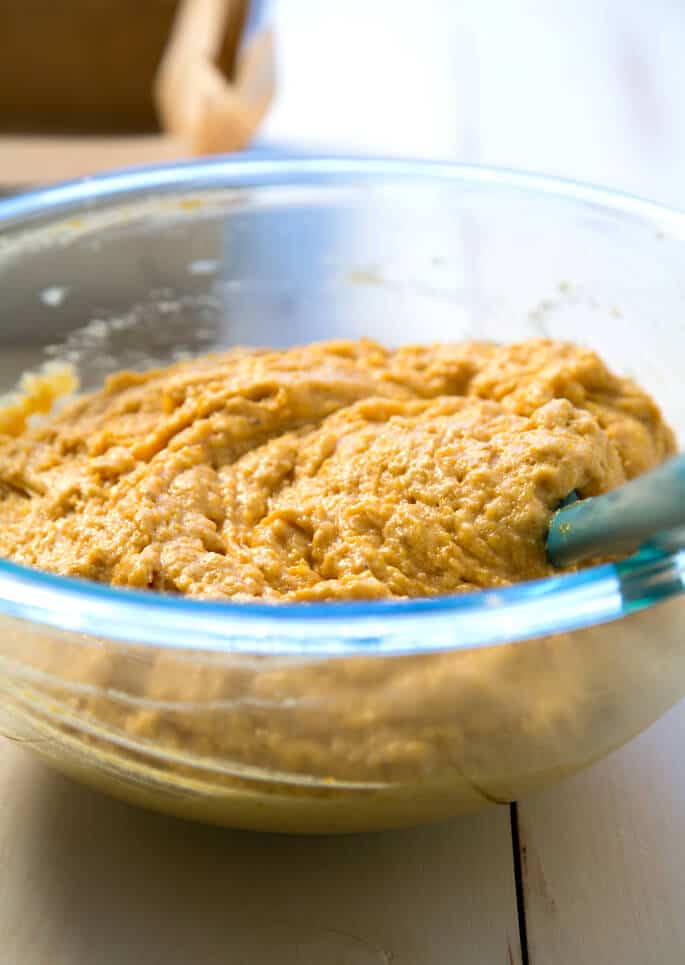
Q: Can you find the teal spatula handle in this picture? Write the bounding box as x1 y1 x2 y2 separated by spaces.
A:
547 454 685 568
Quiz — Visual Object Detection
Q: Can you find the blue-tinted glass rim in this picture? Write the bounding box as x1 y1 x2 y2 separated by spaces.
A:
0 155 684 656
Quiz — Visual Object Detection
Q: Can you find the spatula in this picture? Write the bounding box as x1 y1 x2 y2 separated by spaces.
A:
547 453 685 567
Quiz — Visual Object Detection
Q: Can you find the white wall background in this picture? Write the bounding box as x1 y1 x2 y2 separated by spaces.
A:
263 0 685 206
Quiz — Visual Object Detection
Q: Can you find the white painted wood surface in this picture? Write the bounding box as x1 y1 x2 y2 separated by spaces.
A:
2 1 685 962
520 704 685 964
0 744 521 965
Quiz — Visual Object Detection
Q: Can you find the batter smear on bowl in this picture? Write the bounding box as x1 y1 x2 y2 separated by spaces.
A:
0 338 675 599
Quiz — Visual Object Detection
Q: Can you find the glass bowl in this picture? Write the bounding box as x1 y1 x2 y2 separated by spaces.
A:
0 157 684 833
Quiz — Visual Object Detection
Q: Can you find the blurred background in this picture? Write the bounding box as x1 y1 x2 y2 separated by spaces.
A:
270 0 685 203
1 0 684 208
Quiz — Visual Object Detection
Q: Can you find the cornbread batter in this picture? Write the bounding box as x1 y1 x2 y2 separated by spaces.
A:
0 339 675 597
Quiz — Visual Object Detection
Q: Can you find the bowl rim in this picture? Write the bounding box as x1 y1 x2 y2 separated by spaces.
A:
0 154 684 656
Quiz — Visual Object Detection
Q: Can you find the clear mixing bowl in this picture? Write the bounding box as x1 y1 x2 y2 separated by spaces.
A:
0 157 684 833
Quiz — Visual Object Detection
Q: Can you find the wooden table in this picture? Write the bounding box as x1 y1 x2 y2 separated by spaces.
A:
2 1 684 961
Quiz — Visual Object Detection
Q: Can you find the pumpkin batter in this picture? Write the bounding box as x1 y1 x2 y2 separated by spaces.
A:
0 338 675 597
0 337 678 833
